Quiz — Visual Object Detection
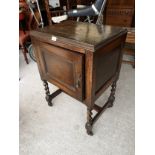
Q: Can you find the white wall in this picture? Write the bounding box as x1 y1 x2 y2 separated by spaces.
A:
49 0 60 8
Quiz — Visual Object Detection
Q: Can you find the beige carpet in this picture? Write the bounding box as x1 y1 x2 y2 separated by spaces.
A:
19 52 135 155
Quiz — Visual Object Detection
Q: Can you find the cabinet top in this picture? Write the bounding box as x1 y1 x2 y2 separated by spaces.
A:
30 21 127 51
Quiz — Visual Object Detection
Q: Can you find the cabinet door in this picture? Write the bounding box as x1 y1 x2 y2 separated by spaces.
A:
34 41 84 101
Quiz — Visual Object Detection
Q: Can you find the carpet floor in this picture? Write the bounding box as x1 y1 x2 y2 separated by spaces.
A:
19 52 135 155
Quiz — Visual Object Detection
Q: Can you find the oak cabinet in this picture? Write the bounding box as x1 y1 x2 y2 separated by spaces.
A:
30 21 127 135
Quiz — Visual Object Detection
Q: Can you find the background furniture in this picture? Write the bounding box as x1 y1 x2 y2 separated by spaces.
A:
104 0 135 27
19 1 33 64
59 0 77 10
103 0 135 68
43 0 135 26
123 28 135 68
30 20 127 135
19 0 42 64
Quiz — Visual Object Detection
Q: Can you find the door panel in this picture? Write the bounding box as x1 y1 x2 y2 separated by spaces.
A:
35 41 84 101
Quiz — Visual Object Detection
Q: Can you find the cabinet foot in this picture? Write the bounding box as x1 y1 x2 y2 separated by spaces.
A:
85 122 93 136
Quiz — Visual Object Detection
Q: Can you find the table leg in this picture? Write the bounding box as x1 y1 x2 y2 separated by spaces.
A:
43 80 53 106
85 107 93 136
42 80 62 106
107 81 116 108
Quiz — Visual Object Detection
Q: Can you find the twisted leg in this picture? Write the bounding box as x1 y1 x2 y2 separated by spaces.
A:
43 80 53 106
85 107 93 136
107 81 117 108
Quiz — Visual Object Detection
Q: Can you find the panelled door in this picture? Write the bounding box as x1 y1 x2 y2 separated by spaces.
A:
33 40 84 101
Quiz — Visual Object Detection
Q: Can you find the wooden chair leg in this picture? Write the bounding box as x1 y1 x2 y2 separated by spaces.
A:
85 107 93 136
21 46 29 64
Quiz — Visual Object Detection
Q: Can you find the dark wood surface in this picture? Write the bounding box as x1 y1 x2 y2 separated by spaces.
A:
44 0 52 25
31 20 127 51
107 0 134 6
30 21 127 135
59 0 77 10
104 0 135 27
33 41 84 101
104 6 134 27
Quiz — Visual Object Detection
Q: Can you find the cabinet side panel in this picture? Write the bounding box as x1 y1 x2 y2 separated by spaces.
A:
94 37 123 93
